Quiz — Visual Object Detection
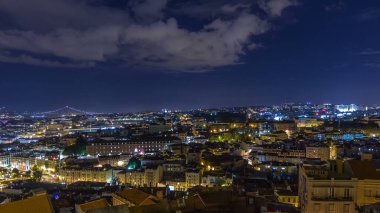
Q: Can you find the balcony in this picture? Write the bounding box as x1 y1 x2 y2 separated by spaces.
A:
311 196 353 201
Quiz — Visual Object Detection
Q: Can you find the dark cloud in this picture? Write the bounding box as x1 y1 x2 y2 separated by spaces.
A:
0 0 297 72
258 0 298 17
221 4 251 14
0 52 94 68
130 0 168 21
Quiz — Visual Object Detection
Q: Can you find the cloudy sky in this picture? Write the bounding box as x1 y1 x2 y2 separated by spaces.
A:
1 0 380 112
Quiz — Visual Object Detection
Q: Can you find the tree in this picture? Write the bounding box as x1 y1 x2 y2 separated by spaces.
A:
62 136 88 156
0 168 6 176
32 166 43 182
12 168 20 178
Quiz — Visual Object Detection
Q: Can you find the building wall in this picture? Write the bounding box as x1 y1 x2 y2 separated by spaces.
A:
306 147 330 161
118 166 163 187
273 122 296 133
118 171 145 187
0 155 36 171
355 180 380 207
145 166 163 187
165 180 187 191
277 195 299 207
59 168 113 184
299 166 359 213
36 159 58 172
296 118 324 128
201 175 232 187
86 139 179 156
186 171 201 189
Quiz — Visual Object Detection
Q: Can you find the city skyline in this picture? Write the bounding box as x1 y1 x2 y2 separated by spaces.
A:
0 102 378 114
1 0 380 112
2 1 380 212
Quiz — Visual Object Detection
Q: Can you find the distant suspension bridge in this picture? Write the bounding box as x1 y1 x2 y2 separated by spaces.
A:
36 106 99 115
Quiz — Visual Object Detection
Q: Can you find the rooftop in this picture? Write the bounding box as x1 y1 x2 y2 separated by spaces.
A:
347 160 380 180
77 198 109 212
114 188 159 206
0 194 53 213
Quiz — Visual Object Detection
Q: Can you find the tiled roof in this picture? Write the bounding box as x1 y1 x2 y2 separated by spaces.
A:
78 198 109 212
115 188 158 205
0 194 53 213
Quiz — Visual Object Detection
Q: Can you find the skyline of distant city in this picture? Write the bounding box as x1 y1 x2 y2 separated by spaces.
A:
1 102 379 114
1 0 380 212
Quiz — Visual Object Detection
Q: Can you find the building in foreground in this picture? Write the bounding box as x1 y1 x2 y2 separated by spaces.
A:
299 157 380 213
0 192 53 213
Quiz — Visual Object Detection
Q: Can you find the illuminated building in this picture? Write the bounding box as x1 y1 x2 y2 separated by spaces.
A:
209 123 230 133
98 154 131 167
166 179 187 191
118 170 145 187
295 118 324 128
306 146 331 161
185 169 202 189
58 167 113 184
86 137 180 156
276 189 299 207
335 104 358 113
273 121 296 134
117 165 163 187
145 166 163 187
0 154 36 171
260 131 289 142
299 158 380 213
229 123 245 129
35 158 58 172
201 172 233 187
256 162 298 176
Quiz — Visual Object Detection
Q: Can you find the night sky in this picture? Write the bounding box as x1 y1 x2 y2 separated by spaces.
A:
1 0 380 112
